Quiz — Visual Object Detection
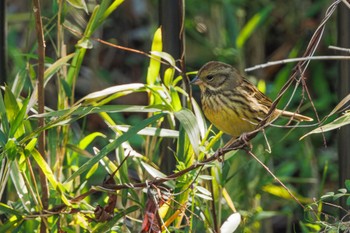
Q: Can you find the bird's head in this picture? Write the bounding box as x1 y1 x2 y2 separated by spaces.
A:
191 61 242 93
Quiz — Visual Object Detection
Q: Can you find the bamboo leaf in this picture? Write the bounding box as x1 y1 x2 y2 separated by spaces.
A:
78 83 146 103
65 113 165 183
328 93 350 116
141 161 167 179
29 105 164 119
147 27 162 86
32 149 71 206
300 112 350 140
174 108 200 155
66 0 88 13
9 161 32 212
221 212 241 233
114 125 179 137
0 203 23 217
150 51 175 67
44 53 75 85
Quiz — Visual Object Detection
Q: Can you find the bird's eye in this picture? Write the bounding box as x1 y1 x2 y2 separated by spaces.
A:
206 75 214 81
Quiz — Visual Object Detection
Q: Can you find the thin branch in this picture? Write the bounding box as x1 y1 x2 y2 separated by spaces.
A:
64 25 183 73
245 55 350 72
246 150 305 208
33 0 48 232
329 45 350 53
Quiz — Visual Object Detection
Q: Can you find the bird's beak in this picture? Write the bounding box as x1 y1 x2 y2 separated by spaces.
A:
190 76 202 85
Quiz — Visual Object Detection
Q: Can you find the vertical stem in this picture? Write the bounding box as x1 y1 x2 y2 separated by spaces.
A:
337 2 350 216
33 0 48 231
158 0 186 173
0 0 6 85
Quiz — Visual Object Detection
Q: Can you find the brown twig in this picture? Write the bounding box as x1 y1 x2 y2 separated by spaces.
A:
32 0 48 232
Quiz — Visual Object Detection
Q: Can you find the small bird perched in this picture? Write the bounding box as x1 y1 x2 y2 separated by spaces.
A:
191 61 313 139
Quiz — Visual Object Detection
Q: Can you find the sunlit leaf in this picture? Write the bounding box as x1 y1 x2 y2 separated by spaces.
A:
220 212 241 233
147 27 162 86
32 149 71 206
150 51 176 67
44 53 75 85
9 161 32 212
9 97 28 138
86 163 99 179
65 113 165 183
76 38 93 49
170 86 182 111
0 203 23 217
191 97 207 139
195 192 212 200
29 105 164 119
141 161 166 179
262 184 311 203
196 186 212 196
300 112 350 140
78 83 145 102
66 0 88 13
328 93 350 116
174 108 200 155
114 125 178 137
102 0 124 22
164 67 175 87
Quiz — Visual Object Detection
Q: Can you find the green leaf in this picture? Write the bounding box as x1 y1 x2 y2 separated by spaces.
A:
347 196 350 206
147 27 162 86
76 38 93 49
65 113 165 183
338 188 347 194
0 203 23 217
101 0 124 23
78 83 146 103
174 108 200 155
170 86 182 111
141 161 167 179
29 105 164 119
236 5 274 48
44 53 75 85
32 149 71 206
4 86 20 122
0 90 9 137
86 163 99 179
150 51 176 67
114 125 179 138
321 192 334 199
9 97 28 138
300 112 350 140
66 0 88 13
163 67 175 87
11 70 27 98
79 132 106 149
345 179 350 191
9 161 32 212
333 193 345 201
59 77 73 98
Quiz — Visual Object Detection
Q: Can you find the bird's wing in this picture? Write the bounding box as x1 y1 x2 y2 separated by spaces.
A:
242 79 273 108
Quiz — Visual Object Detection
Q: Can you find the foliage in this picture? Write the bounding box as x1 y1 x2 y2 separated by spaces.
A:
1 0 349 232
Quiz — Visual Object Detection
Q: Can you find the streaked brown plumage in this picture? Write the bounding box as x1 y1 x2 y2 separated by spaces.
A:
191 61 313 138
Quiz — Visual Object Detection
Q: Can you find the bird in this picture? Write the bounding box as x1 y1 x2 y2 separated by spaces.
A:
191 61 313 139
